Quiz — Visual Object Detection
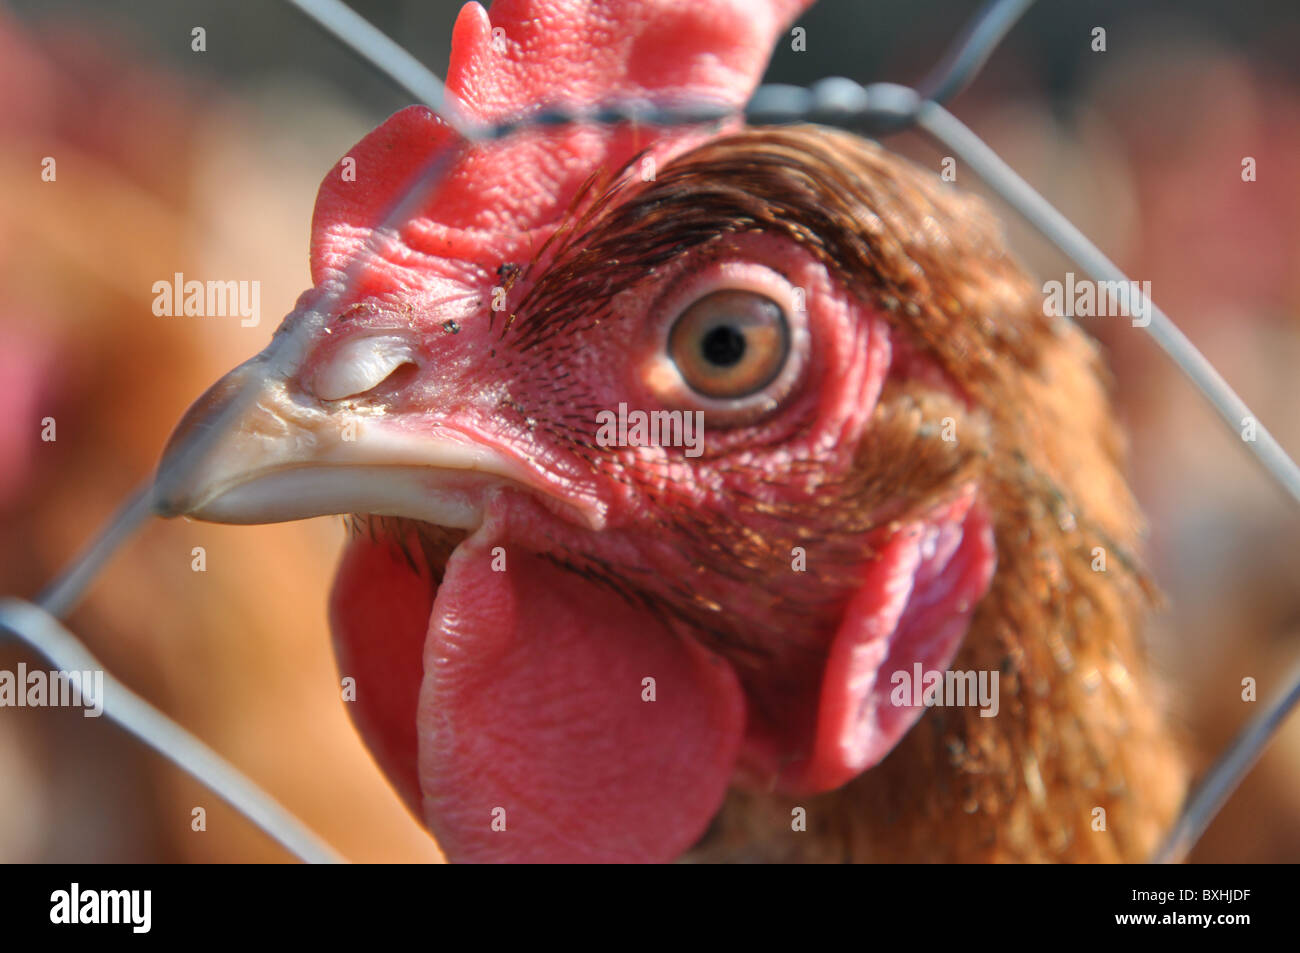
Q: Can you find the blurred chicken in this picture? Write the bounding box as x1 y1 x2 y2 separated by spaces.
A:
906 24 1300 863
1079 39 1300 862
0 9 437 862
158 0 1188 862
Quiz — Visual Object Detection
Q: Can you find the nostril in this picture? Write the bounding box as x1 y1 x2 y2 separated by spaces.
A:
312 336 417 401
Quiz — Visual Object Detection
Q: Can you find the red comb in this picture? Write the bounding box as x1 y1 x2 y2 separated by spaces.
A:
309 0 812 297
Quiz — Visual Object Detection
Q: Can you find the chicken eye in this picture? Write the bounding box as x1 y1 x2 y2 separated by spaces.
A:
668 290 790 399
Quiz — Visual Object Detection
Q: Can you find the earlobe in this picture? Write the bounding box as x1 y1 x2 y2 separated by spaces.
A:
800 490 997 793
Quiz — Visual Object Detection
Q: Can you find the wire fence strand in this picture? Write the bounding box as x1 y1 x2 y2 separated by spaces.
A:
36 484 156 618
0 599 344 864
3 0 1297 865
284 0 484 140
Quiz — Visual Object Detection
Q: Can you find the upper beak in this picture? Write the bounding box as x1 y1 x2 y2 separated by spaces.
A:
154 356 600 531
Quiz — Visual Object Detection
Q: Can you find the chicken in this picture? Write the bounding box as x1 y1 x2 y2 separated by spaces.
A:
157 0 1187 862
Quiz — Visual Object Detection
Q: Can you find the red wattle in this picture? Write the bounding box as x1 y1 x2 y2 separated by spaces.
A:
330 534 436 820
416 528 747 863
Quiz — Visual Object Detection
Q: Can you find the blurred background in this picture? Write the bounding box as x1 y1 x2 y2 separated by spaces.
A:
0 0 1297 862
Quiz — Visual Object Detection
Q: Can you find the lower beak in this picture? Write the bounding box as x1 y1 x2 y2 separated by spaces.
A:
154 362 586 530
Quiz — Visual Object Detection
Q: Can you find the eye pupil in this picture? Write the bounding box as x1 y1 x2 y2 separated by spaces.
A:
667 288 791 401
701 325 746 367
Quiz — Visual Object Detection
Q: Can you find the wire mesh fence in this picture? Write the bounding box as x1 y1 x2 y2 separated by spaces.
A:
1 0 1296 863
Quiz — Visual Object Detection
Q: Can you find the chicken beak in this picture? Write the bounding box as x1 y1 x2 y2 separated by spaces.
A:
154 356 594 530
